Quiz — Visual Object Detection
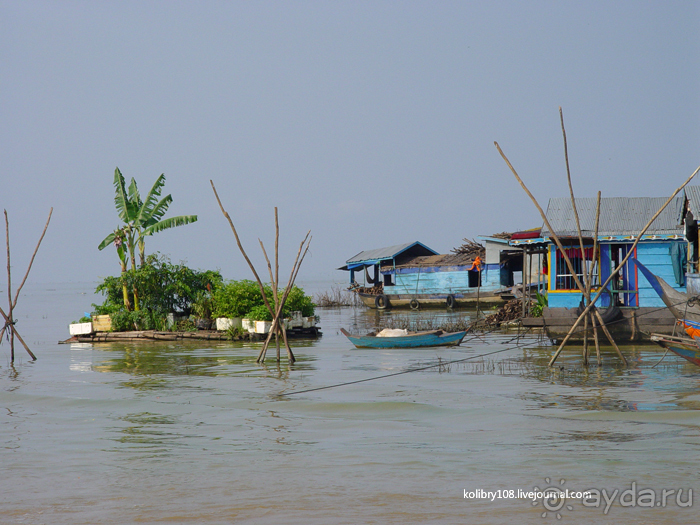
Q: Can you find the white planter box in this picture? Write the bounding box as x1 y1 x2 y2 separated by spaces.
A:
216 317 242 331
242 319 256 333
286 311 303 328
69 322 93 335
255 321 273 334
302 316 317 328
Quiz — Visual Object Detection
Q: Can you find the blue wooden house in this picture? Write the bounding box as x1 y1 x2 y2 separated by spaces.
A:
512 192 691 339
340 239 522 309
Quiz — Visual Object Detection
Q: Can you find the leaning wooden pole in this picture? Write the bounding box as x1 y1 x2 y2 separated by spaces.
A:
257 235 311 363
5 211 14 360
495 141 626 363
561 108 598 362
547 165 700 365
589 193 603 363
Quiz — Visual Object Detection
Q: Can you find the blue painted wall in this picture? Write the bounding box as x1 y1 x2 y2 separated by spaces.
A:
548 241 686 308
383 264 504 295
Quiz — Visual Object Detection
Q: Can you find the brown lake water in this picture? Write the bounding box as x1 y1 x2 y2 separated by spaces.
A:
2 282 700 524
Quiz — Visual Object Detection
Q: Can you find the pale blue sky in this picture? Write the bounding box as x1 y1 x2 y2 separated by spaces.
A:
2 1 698 285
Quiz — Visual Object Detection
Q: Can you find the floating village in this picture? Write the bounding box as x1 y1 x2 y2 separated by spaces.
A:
1 133 698 372
0 128 697 375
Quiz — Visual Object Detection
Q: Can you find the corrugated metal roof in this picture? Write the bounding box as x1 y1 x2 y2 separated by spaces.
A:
345 241 438 264
540 195 685 238
685 186 700 218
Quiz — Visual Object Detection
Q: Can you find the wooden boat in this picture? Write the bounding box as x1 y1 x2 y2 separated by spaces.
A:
340 328 467 349
649 333 700 367
633 258 700 323
355 291 507 310
634 259 700 366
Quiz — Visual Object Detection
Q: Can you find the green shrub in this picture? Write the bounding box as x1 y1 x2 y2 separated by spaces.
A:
245 304 273 321
211 280 273 318
282 286 315 317
93 253 222 317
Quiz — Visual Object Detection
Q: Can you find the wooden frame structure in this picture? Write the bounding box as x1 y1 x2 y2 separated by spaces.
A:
1 208 52 362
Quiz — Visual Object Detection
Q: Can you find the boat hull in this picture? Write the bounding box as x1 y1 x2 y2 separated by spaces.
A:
340 328 467 349
357 292 506 310
633 258 700 323
650 333 700 367
522 306 677 342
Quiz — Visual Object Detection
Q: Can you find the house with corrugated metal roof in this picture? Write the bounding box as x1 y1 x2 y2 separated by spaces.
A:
511 191 693 340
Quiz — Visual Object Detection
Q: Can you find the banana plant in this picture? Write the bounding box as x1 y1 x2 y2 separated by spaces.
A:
98 167 198 310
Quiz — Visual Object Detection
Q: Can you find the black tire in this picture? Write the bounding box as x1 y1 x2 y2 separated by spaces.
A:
576 290 621 325
446 295 455 309
375 294 390 310
410 298 420 310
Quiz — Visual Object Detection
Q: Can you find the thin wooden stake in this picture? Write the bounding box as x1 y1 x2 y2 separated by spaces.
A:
495 141 626 363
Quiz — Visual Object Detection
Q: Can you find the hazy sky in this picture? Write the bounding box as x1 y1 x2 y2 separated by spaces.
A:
2 1 699 286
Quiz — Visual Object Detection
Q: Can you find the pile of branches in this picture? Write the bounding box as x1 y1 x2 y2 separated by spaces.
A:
490 231 512 240
451 238 485 257
354 284 384 295
483 299 522 327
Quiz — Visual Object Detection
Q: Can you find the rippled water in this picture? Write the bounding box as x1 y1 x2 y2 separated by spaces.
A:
2 283 699 524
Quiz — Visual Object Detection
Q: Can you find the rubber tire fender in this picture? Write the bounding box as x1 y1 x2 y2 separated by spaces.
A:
375 294 390 310
576 290 621 325
446 295 456 309
409 298 420 310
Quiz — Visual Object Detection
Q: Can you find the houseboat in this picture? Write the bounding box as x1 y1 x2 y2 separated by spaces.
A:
516 192 691 341
339 238 528 309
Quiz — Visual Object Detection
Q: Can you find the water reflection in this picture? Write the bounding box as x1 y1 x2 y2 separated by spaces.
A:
91 342 317 382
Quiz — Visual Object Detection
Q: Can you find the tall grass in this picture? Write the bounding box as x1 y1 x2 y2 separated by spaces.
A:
314 286 361 307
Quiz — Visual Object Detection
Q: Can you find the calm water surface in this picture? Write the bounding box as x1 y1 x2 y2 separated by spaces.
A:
2 283 700 524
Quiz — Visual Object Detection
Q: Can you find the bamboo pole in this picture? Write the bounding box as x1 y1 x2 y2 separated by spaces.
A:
210 181 276 317
274 207 280 361
589 193 603 364
546 165 700 365
256 231 311 363
495 141 626 363
5 211 14 360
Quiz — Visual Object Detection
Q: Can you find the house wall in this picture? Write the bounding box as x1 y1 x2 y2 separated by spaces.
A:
383 265 503 295
548 241 686 308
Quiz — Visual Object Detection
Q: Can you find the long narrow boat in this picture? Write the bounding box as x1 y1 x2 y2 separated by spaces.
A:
340 328 467 349
649 333 700 367
633 259 700 366
633 258 700 323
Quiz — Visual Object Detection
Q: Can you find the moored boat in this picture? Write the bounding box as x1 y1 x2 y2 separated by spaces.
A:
649 333 700 367
340 328 467 349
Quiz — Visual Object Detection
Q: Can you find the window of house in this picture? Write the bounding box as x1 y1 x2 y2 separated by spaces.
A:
554 247 599 291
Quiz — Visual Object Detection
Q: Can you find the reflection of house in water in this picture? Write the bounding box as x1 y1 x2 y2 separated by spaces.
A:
340 237 533 309
517 192 694 340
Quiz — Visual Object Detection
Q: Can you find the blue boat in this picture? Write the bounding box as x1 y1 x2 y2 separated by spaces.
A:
340 328 467 349
649 333 700 367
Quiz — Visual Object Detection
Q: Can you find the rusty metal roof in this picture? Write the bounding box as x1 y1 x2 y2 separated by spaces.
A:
540 195 685 238
345 241 438 266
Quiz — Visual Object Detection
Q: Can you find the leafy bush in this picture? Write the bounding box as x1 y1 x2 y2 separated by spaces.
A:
530 292 548 317
211 280 273 318
242 285 315 320
283 285 315 317
92 254 222 332
94 254 222 315
245 304 273 321
110 309 154 332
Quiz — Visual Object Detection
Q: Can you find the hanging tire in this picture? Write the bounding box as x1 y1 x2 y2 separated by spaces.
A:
576 289 621 325
410 298 420 310
375 294 390 310
446 295 456 309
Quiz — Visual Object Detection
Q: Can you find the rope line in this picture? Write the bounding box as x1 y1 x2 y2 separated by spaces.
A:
280 337 541 397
